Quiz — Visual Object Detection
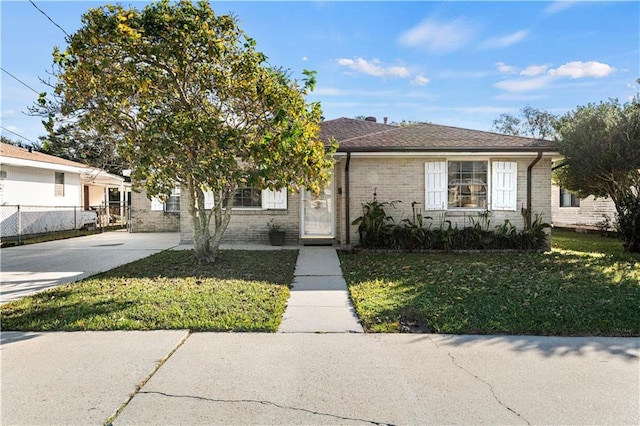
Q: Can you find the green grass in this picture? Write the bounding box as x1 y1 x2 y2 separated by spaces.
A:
1 250 297 332
340 230 639 336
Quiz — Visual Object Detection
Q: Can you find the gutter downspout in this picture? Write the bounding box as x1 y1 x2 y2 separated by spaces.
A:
526 151 543 229
345 152 351 246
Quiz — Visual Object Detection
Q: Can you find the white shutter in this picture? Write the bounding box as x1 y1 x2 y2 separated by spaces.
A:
425 161 447 210
491 161 518 211
203 190 214 210
150 197 164 211
262 188 287 210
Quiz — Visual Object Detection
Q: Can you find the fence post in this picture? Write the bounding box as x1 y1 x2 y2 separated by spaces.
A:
17 204 21 245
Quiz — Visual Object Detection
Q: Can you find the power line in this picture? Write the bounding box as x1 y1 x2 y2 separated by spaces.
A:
29 0 70 38
0 126 38 145
1 67 41 95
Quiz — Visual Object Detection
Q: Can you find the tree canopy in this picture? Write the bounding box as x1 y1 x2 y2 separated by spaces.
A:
553 97 640 252
51 0 334 261
491 105 557 140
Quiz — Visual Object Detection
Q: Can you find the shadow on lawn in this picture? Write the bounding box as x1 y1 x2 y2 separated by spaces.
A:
344 250 639 346
97 249 298 285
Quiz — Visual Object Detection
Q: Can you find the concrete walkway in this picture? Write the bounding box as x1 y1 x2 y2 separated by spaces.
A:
278 247 363 333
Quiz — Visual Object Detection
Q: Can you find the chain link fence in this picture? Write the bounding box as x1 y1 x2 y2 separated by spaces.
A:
0 203 128 243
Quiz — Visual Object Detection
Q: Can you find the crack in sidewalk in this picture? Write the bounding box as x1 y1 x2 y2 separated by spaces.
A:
427 336 531 425
103 331 191 426
138 390 396 426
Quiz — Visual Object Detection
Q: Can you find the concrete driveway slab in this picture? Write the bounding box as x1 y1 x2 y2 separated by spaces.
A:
1 231 179 303
0 330 189 425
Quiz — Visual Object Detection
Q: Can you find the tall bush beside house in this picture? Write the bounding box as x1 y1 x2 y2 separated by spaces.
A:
553 93 640 253
47 0 335 263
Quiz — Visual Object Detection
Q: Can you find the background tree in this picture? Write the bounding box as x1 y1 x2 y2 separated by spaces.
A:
553 97 640 252
491 105 557 139
52 0 334 262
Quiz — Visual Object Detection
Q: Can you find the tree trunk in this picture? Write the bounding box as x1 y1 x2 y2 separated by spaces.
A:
187 178 235 263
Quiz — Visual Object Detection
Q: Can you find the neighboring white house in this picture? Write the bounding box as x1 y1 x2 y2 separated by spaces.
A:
0 143 129 238
551 183 618 231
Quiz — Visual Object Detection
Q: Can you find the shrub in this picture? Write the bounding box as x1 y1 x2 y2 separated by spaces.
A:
352 194 550 251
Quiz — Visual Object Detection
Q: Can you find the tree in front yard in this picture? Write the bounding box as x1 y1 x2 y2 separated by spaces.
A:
50 0 334 262
553 95 640 252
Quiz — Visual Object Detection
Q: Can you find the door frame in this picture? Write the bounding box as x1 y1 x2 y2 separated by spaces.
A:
299 177 336 239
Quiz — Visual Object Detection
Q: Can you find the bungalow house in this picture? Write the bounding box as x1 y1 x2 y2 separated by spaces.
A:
144 117 558 247
551 184 617 231
0 142 129 238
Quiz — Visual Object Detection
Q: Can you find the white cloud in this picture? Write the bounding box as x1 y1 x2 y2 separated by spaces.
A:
481 30 529 49
0 109 17 118
494 75 554 92
548 61 615 78
397 17 476 53
521 65 548 76
302 56 308 62
337 57 410 79
496 62 517 74
411 75 430 86
544 1 578 16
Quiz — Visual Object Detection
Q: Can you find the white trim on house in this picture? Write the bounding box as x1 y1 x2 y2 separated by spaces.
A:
337 151 560 159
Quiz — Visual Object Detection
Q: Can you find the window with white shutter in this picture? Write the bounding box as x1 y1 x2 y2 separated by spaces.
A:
262 188 287 210
150 197 164 211
491 161 518 211
425 161 447 210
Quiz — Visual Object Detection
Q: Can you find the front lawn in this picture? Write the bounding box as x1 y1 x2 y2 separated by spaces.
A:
1 250 297 332
340 230 639 336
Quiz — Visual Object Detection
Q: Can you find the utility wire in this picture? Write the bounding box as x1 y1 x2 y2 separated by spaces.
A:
1 67 41 95
0 126 38 145
29 0 70 38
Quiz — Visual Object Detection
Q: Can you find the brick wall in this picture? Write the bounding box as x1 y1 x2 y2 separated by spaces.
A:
130 189 179 232
179 188 301 244
338 155 554 247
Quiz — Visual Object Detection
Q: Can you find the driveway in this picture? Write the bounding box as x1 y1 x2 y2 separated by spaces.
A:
0 230 180 303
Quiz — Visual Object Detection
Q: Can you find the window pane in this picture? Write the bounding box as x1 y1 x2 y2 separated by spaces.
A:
560 187 580 207
233 187 262 208
448 161 487 209
55 172 64 197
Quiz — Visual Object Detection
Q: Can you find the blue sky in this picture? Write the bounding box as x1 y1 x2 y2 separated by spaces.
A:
1 1 638 145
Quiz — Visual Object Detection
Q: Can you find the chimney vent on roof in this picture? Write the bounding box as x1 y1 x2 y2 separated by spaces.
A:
383 117 388 124
364 116 377 122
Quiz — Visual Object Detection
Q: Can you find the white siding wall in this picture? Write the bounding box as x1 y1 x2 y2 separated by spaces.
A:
551 184 617 230
0 165 82 207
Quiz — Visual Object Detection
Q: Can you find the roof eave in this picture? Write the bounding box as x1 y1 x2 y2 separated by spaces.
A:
336 146 558 154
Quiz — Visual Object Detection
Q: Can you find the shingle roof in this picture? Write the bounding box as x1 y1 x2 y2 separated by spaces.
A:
320 117 557 152
0 143 90 169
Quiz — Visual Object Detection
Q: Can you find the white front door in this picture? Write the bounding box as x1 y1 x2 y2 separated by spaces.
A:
300 184 334 239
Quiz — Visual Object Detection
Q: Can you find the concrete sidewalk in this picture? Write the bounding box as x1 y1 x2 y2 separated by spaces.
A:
2 332 638 425
278 247 363 333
